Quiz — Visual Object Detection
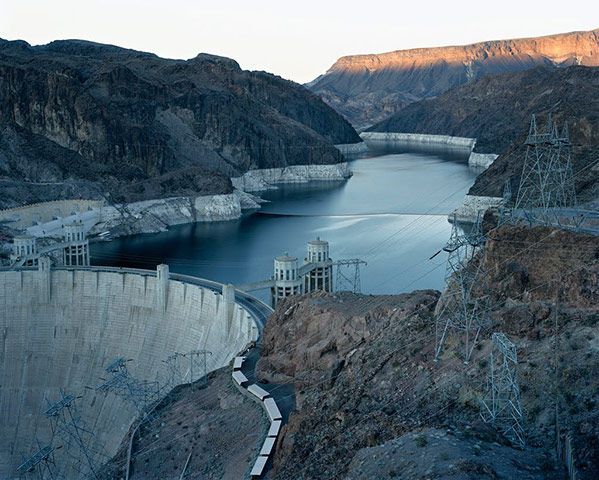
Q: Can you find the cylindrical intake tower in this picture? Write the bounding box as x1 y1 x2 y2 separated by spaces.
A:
304 237 333 293
63 221 89 266
11 235 37 266
271 254 302 308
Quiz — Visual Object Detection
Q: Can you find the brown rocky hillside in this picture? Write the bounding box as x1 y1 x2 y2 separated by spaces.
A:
256 225 599 479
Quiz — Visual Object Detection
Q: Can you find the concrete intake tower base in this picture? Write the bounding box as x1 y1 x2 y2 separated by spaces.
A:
0 266 257 478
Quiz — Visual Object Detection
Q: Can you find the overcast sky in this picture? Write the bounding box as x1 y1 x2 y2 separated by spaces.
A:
2 0 597 83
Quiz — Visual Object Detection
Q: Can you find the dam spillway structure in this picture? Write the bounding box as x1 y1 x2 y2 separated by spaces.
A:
0 263 259 478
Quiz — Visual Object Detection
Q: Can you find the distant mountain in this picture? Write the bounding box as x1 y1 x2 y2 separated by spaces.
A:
309 29 599 129
0 39 361 208
370 66 599 203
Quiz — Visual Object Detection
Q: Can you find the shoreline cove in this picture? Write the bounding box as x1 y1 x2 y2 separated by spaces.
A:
2 163 353 241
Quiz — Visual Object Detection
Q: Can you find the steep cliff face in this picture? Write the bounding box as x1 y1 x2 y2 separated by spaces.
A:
0 39 361 208
369 66 599 203
309 29 599 129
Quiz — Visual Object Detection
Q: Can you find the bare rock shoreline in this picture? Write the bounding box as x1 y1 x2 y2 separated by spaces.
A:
1 163 353 241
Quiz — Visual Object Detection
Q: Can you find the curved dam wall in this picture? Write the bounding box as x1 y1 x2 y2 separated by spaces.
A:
0 266 257 478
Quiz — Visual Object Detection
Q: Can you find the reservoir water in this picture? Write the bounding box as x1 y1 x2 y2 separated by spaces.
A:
91 148 479 302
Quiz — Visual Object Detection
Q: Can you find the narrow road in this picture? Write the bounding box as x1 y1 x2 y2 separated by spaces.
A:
170 272 296 422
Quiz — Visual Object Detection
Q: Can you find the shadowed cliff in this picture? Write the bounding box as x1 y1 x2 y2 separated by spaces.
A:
0 39 361 208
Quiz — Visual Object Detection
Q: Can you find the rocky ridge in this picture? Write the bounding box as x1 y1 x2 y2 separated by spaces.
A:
309 29 599 129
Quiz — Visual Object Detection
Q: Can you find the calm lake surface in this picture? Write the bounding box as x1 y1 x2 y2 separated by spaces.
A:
91 148 479 302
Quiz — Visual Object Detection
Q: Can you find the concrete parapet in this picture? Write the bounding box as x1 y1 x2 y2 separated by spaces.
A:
247 384 270 401
263 397 282 422
230 353 283 479
259 437 276 456
250 456 268 477
268 420 281 437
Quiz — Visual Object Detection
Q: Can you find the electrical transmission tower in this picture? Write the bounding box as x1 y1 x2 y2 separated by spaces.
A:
435 213 487 363
96 358 161 414
164 350 213 388
164 352 184 388
17 443 58 480
334 259 367 293
44 391 100 479
513 114 577 226
480 332 525 448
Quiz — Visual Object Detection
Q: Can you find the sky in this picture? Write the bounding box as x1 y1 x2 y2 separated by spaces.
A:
2 0 598 83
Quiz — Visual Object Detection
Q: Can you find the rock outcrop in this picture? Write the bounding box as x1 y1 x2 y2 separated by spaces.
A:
0 39 362 209
256 225 598 479
100 368 266 479
309 29 599 129
369 66 599 204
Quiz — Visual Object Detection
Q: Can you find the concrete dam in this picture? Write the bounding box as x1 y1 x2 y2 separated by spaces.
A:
0 264 259 478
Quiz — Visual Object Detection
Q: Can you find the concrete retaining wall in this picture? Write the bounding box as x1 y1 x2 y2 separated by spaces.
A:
451 194 504 223
468 152 499 169
0 267 256 477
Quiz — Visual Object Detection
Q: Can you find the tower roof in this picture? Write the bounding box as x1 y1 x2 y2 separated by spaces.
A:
308 237 328 246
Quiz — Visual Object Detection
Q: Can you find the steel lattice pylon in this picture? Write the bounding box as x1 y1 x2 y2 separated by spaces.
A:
44 391 102 479
164 352 184 388
334 259 367 293
513 114 577 226
96 358 161 415
435 213 487 363
17 442 57 480
163 350 213 388
480 333 525 448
